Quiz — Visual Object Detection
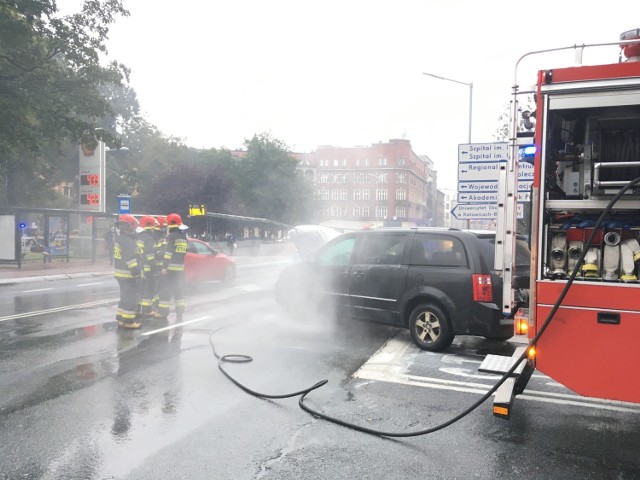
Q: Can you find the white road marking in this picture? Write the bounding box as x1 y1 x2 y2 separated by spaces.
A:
142 315 212 336
0 298 118 322
77 282 102 287
439 367 504 380
21 287 53 293
236 284 262 292
440 355 482 365
354 333 640 414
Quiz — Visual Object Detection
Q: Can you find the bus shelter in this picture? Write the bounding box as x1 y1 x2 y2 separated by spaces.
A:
0 207 116 268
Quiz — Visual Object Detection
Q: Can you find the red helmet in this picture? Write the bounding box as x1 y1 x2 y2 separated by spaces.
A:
117 214 139 229
139 215 158 229
155 216 167 228
167 213 182 226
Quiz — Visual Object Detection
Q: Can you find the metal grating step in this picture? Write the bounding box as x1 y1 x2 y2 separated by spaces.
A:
478 346 527 376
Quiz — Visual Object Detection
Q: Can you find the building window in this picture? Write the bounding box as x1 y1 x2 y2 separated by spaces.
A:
333 159 339 166
341 173 348 183
356 158 361 166
362 189 370 200
331 189 339 200
379 173 388 184
340 206 348 217
342 159 347 166
319 174 329 184
398 157 405 166
376 205 388 219
317 188 329 200
364 158 369 166
397 173 407 184
353 189 361 200
353 205 361 217
340 189 348 200
362 206 370 218
378 157 387 166
396 206 406 218
396 189 406 200
330 205 339 216
376 189 388 201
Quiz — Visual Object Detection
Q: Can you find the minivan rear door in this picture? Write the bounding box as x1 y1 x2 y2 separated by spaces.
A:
349 232 411 325
406 233 473 329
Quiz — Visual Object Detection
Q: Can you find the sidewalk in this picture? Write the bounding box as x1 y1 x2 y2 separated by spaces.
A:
0 257 115 285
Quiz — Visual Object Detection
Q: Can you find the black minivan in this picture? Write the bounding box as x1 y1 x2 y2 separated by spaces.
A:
275 228 530 351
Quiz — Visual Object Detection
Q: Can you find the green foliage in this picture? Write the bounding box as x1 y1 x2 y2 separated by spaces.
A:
135 160 234 219
494 96 535 142
0 0 129 205
233 133 313 224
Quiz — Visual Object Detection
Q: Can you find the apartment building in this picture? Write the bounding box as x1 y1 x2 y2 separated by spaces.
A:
297 139 435 230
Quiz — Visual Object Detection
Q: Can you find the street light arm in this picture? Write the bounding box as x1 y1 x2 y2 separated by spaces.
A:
422 72 471 88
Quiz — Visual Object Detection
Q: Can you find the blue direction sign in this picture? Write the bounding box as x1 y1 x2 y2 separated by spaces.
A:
458 180 533 193
457 192 498 204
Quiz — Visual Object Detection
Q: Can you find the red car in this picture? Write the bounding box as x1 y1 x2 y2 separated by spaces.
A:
184 238 236 285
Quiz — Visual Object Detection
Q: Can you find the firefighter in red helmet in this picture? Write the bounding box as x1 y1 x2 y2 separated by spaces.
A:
157 213 188 321
113 214 143 328
136 215 158 318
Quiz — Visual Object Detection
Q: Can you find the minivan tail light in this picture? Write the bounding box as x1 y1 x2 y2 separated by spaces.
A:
472 274 493 302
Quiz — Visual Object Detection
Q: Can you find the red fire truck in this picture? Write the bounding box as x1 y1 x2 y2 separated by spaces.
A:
481 29 640 419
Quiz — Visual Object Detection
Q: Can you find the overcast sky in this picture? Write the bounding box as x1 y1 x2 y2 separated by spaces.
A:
60 0 637 190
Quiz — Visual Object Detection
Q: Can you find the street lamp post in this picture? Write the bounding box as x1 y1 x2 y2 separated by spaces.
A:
423 72 473 228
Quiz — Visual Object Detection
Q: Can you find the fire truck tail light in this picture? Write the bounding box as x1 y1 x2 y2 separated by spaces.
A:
527 346 536 360
472 274 493 302
514 308 529 335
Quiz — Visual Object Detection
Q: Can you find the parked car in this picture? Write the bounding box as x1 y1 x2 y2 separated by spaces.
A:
185 238 236 285
275 228 530 351
287 224 341 258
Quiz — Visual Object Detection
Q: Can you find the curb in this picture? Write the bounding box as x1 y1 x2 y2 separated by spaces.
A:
0 270 113 286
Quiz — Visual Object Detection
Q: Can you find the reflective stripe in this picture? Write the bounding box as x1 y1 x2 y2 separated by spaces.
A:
115 271 136 279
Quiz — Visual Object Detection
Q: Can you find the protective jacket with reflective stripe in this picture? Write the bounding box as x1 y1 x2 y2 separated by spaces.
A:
114 232 141 279
163 228 187 272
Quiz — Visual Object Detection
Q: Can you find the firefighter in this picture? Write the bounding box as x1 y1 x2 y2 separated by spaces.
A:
113 214 143 329
152 215 168 315
136 216 159 317
157 213 188 321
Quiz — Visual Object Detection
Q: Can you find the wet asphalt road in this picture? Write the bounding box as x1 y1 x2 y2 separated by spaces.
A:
1 257 639 479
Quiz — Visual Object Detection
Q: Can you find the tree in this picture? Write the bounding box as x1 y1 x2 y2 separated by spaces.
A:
136 160 234 219
494 96 535 141
0 0 130 205
233 133 313 224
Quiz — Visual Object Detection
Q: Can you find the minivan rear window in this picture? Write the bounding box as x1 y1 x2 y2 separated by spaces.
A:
410 234 468 267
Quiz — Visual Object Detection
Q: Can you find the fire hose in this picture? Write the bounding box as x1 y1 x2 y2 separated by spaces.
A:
209 176 640 437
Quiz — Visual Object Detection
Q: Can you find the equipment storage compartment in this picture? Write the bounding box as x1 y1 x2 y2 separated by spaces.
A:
534 299 640 403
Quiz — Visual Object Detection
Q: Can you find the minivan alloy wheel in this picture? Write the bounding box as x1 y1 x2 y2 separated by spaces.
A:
408 303 454 352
